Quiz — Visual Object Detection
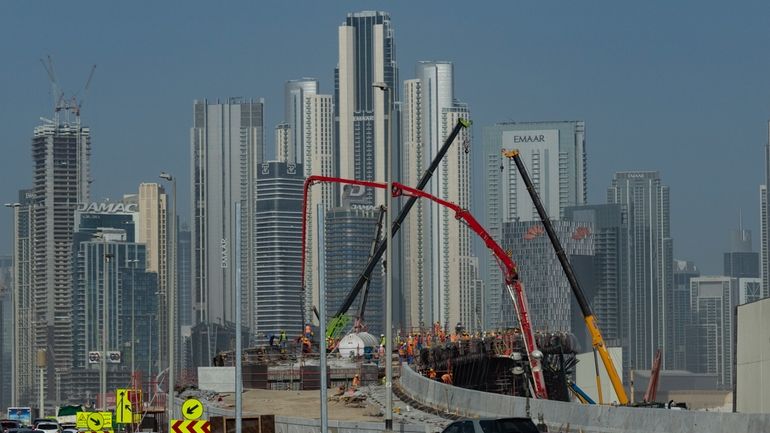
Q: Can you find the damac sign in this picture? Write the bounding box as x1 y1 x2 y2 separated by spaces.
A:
78 202 138 213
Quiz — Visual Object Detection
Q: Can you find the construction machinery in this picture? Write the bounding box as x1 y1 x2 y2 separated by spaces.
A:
301 176 550 399
301 118 472 339
502 149 629 405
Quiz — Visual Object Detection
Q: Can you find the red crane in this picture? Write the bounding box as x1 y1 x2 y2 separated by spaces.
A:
300 175 549 399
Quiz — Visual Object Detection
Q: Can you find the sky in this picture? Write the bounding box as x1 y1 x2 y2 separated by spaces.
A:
2 1 770 274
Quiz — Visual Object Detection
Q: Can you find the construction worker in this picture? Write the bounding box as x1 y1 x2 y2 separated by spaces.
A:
278 329 287 352
352 373 361 388
380 333 386 347
441 372 453 385
428 368 437 380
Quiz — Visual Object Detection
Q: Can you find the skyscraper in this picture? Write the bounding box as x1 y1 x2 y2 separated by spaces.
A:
401 61 475 330
672 260 699 372
483 121 586 329
336 10 398 206
285 78 318 165
564 205 627 348
762 122 770 298
324 206 385 336
0 256 12 411
687 276 738 389
275 123 292 163
724 226 759 279
607 171 674 371
30 119 91 398
500 220 594 333
69 206 158 401
177 226 192 327
8 189 35 406
254 161 305 340
191 98 263 345
302 94 336 324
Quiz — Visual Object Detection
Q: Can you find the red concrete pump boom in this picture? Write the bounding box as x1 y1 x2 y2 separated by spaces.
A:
300 176 549 399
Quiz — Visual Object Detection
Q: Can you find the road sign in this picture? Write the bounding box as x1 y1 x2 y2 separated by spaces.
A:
181 398 203 420
100 412 113 429
86 413 104 431
7 407 32 426
171 420 210 433
116 388 132 424
76 412 89 429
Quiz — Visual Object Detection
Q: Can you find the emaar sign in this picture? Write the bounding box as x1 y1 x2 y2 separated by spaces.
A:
78 202 138 214
503 129 559 150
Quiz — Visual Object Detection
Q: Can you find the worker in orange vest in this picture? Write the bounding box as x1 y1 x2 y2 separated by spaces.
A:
352 373 361 388
441 372 453 385
428 368 437 380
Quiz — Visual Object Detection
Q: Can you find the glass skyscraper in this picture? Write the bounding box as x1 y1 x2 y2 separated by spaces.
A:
191 98 264 343
255 162 305 340
483 121 587 330
607 171 674 371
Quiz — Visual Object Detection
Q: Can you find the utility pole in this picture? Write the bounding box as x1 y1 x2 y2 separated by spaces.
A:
372 81 393 431
159 172 176 422
127 259 139 388
4 202 21 406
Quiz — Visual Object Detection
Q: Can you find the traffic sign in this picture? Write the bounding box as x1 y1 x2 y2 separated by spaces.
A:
76 412 89 429
116 388 132 424
181 398 203 420
171 420 210 433
100 412 113 429
86 413 104 431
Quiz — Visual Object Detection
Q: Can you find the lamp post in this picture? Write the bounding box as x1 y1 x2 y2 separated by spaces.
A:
126 258 139 388
4 202 21 407
99 234 113 410
372 81 393 431
159 172 176 421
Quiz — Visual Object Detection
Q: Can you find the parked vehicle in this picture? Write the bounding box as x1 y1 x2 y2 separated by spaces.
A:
440 418 540 433
1 420 22 433
32 422 59 433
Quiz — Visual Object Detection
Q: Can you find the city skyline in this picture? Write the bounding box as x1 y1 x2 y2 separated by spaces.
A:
2 2 770 275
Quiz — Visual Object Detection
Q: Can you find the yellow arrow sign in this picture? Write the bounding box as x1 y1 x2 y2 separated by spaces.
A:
181 398 204 420
116 388 132 424
86 413 104 432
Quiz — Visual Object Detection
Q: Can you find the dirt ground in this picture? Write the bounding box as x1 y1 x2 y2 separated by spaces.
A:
218 388 384 421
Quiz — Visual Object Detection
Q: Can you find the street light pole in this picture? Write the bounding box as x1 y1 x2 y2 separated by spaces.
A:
101 235 111 409
159 172 176 422
4 202 21 407
127 258 139 388
372 81 393 431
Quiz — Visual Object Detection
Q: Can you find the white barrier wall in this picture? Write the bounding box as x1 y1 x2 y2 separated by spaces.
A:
198 366 236 392
398 363 770 433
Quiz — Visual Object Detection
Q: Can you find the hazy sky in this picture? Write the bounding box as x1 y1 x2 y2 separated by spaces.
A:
2 1 770 274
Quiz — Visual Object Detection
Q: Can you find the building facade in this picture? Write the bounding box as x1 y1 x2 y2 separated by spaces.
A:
724 227 759 279
483 121 587 329
401 62 476 331
285 78 318 165
7 189 35 406
30 120 91 400
687 276 738 389
607 171 674 371
190 98 264 347
302 93 337 324
336 10 399 206
0 256 12 411
254 161 305 340
275 123 292 163
324 206 385 336
500 220 594 334
762 123 770 298
564 205 627 351
672 260 699 370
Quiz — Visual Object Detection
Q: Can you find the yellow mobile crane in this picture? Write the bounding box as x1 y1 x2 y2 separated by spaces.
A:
503 149 629 405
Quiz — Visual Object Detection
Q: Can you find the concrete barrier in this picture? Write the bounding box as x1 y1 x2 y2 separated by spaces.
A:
398 363 770 433
198 366 236 392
